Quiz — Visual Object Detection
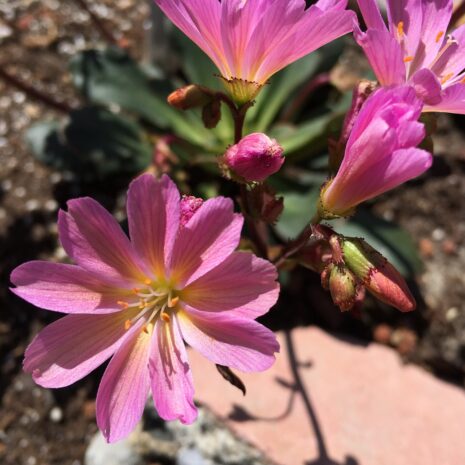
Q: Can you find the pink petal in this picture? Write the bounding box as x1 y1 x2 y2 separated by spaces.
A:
430 24 465 80
182 252 279 318
178 308 279 372
58 198 146 287
424 82 465 114
154 0 228 77
357 0 386 30
23 312 130 388
335 147 432 207
11 261 123 314
149 317 197 424
252 4 355 83
354 27 406 86
96 320 151 443
127 174 180 278
410 68 442 106
169 197 243 287
416 0 453 69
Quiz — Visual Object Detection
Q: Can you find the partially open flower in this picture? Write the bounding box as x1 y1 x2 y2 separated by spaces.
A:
155 0 355 104
319 86 433 218
221 133 284 183
356 0 465 114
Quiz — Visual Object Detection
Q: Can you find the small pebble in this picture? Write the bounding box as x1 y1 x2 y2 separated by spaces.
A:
49 407 63 423
432 228 446 241
446 307 459 322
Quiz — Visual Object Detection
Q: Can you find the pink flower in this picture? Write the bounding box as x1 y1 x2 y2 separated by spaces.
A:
11 174 280 442
320 86 432 217
356 0 465 114
222 133 284 182
155 0 354 103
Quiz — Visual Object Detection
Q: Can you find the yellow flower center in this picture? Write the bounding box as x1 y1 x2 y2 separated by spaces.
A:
117 280 179 331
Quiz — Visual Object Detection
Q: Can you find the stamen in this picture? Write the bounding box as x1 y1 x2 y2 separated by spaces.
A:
144 278 152 285
397 21 404 38
403 56 414 63
132 288 141 294
461 76 465 84
441 72 454 84
143 325 149 334
436 31 444 43
139 301 147 309
168 296 179 308
161 311 171 323
117 300 129 309
124 319 132 330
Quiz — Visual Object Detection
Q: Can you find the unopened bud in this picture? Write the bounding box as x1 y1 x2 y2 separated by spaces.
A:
180 195 203 227
202 99 222 129
328 264 358 312
168 84 212 110
221 133 284 183
341 237 416 312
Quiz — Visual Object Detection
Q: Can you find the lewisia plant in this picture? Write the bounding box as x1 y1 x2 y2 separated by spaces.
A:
11 174 280 442
320 86 433 218
356 0 465 113
155 0 355 103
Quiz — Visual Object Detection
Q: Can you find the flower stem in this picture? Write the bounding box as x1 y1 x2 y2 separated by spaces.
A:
274 212 322 269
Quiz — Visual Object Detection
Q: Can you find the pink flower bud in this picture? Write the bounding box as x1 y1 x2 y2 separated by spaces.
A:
327 264 358 312
222 133 284 183
180 195 203 227
341 237 416 312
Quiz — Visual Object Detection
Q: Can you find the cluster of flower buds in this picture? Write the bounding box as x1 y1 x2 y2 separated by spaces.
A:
310 226 415 313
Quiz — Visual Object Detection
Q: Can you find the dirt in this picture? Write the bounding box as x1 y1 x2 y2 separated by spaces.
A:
1 2 465 465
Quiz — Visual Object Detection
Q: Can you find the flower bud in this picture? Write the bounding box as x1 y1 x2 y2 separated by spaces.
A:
221 133 284 183
328 264 358 312
168 84 212 110
341 237 416 312
180 195 203 227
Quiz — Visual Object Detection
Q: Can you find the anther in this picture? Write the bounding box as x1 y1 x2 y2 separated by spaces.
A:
168 296 179 308
403 56 414 63
461 76 465 84
161 312 171 323
397 21 404 38
117 300 129 309
124 319 132 330
132 288 141 294
436 31 444 43
143 325 149 334
144 278 152 285
441 73 454 84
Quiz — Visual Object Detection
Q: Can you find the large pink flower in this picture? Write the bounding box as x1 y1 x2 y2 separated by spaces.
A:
155 0 355 102
356 0 465 114
11 174 280 442
320 86 433 217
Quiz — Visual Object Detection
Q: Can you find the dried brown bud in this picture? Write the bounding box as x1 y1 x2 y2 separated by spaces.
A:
168 84 213 110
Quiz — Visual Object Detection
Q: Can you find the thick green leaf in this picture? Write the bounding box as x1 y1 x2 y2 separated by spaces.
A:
247 53 322 133
275 188 320 239
70 47 212 147
26 106 153 182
